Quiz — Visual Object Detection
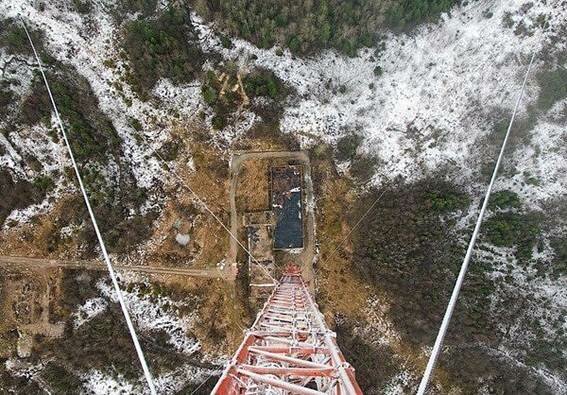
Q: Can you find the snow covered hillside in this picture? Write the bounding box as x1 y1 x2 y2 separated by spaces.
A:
0 0 566 393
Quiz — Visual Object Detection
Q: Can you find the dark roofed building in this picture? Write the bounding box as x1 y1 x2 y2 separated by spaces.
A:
271 165 303 249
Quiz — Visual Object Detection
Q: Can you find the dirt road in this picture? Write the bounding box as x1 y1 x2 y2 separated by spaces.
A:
0 255 224 278
228 151 316 286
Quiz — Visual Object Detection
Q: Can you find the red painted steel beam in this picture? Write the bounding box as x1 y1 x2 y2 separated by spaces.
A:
211 265 363 394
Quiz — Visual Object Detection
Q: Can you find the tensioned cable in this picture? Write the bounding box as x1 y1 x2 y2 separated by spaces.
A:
147 144 278 285
21 19 277 286
21 21 157 395
321 187 387 265
416 52 536 395
190 369 219 395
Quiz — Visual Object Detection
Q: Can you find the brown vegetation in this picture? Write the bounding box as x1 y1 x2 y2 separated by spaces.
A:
236 159 270 212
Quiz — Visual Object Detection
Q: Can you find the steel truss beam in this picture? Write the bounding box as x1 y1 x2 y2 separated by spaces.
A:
212 266 363 394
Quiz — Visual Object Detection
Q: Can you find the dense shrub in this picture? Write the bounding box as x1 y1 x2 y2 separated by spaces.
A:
0 170 44 225
349 155 379 181
40 363 83 393
484 211 542 261
22 70 121 164
335 134 363 161
426 190 469 212
123 6 204 99
350 179 474 345
192 0 384 56
536 67 567 112
550 237 567 277
244 70 280 99
489 190 521 210
192 0 459 54
0 86 14 118
373 65 383 76
72 0 92 14
32 175 55 194
385 0 457 28
201 85 218 105
0 20 42 56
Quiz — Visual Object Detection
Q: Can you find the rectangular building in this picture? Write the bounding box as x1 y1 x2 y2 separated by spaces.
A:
271 165 304 249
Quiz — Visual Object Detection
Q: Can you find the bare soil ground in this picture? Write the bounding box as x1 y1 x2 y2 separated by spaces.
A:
0 195 88 259
235 159 270 212
141 127 231 270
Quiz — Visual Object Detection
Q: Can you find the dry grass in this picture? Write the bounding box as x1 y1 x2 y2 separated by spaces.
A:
236 159 270 212
144 196 228 269
192 279 249 354
235 136 292 152
313 156 455 390
182 143 230 212
0 195 86 259
315 162 370 319
140 125 232 269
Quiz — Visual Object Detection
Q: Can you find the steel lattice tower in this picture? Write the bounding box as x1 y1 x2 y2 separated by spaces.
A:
212 266 363 394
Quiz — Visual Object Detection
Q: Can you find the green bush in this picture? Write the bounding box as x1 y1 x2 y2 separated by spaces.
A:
201 85 218 106
51 77 121 163
489 190 521 210
373 65 383 77
157 140 181 161
550 237 567 277
426 190 469 213
212 114 227 130
72 0 92 14
32 175 55 194
0 87 13 118
351 180 473 346
41 363 83 393
123 6 204 99
484 211 541 261
244 70 281 99
350 155 379 181
192 0 384 56
0 22 40 56
536 67 567 112
385 0 457 28
336 134 363 161
129 117 142 131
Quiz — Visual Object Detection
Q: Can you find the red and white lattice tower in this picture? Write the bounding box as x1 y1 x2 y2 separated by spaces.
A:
212 266 363 394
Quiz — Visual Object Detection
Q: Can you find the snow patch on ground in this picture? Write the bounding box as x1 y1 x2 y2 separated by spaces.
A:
73 297 108 329
154 364 221 395
362 295 402 346
97 276 200 354
82 369 137 395
496 114 567 207
189 0 567 209
383 370 417 395
82 364 220 395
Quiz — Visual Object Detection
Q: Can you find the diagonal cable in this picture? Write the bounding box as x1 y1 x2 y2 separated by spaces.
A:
21 20 157 395
417 52 536 395
147 145 278 285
